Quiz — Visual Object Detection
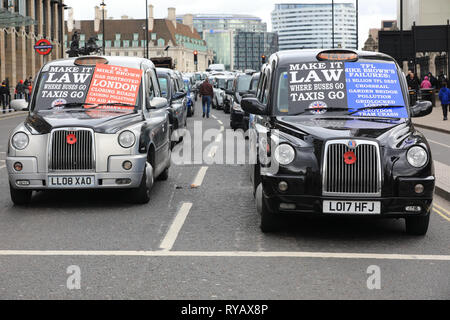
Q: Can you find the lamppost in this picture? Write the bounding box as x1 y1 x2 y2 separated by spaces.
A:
145 0 149 59
100 0 106 55
331 0 334 49
142 24 146 58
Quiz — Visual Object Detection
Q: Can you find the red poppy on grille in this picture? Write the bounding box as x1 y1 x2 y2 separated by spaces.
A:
344 151 356 165
66 134 77 145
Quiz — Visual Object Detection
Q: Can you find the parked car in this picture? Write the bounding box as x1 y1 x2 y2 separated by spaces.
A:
7 56 171 205
229 73 252 130
157 68 188 148
183 77 195 117
245 49 434 235
212 75 232 110
223 78 235 114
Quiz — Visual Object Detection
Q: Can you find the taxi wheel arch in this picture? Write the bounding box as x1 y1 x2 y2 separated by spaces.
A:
9 183 32 205
405 211 430 236
256 183 280 233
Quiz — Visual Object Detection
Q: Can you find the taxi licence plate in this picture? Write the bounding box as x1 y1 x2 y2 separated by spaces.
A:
323 200 381 214
48 176 95 188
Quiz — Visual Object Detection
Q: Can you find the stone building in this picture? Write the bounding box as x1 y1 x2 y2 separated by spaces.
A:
65 6 214 72
0 0 66 90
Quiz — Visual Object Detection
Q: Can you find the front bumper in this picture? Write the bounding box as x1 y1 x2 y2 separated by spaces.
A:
7 154 147 190
230 109 249 128
261 175 434 217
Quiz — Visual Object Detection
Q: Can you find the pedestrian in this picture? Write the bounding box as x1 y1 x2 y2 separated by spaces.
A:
427 72 437 88
199 76 213 118
420 76 432 89
15 80 25 100
407 72 420 91
438 81 450 121
0 81 8 114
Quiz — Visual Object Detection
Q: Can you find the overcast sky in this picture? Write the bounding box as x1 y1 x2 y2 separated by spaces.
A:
65 0 397 49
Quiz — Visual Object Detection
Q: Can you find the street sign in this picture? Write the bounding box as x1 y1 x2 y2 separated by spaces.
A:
34 39 53 56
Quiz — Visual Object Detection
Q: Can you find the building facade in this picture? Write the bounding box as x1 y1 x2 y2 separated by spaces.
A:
179 13 268 70
234 31 278 71
362 20 398 52
0 0 66 90
271 3 357 50
65 7 214 72
397 0 450 30
177 14 267 34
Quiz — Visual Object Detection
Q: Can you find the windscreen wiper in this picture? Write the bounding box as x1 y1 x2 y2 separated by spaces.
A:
49 102 95 109
290 107 350 116
347 105 404 116
95 103 138 108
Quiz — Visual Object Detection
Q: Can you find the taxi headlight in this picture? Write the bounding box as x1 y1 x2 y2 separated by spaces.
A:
407 146 428 168
118 130 136 148
12 132 29 150
274 144 295 165
232 103 242 112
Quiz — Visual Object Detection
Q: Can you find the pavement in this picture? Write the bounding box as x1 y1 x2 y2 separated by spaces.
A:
413 100 450 134
0 102 449 299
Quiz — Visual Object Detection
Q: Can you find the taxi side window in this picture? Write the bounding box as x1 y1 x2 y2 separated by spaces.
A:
277 72 289 113
262 69 271 105
145 71 155 101
258 74 267 104
149 69 161 98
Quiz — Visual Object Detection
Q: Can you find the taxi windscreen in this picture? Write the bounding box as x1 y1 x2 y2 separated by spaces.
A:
276 61 408 118
32 64 143 112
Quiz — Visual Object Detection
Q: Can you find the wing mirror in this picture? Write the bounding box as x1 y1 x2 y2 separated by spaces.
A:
410 100 433 118
241 97 267 116
149 97 168 109
172 91 187 100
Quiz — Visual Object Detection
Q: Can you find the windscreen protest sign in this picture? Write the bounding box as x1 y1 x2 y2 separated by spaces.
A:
37 66 95 109
85 64 143 109
287 61 407 117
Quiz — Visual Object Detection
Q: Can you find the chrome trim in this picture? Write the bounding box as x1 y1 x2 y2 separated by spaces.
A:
322 139 382 197
48 128 96 172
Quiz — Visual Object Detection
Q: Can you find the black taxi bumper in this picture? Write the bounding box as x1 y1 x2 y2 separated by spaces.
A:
261 175 435 217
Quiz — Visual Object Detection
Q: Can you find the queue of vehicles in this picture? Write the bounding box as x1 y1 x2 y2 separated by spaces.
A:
6 50 436 236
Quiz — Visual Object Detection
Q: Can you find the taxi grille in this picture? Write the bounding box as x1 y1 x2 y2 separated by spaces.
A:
49 129 94 171
323 141 381 196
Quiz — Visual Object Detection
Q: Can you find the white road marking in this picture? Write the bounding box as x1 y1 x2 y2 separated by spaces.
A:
191 166 208 187
428 139 450 149
0 160 5 169
159 202 193 251
217 120 223 125
220 126 224 132
211 115 217 119
215 133 223 143
208 146 218 158
0 250 449 261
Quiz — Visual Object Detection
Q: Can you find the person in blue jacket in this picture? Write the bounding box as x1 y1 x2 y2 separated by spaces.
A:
438 81 450 120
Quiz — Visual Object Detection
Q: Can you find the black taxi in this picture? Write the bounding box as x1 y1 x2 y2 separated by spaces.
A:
244 49 434 235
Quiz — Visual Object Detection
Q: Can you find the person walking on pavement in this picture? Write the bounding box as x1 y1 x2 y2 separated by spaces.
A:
420 76 432 89
0 81 8 114
15 80 25 100
438 81 450 121
407 72 420 91
199 77 213 118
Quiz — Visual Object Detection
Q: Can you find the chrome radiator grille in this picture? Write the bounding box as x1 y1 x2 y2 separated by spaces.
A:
323 140 381 197
49 129 94 171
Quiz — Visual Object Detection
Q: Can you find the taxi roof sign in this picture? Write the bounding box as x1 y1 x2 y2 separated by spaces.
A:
317 50 358 62
74 56 109 66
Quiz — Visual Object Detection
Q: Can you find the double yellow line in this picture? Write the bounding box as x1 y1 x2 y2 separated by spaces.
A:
433 204 450 222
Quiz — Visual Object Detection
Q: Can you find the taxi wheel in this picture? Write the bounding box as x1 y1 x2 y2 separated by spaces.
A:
131 163 153 204
405 212 430 236
158 167 169 181
9 183 32 205
256 183 280 233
